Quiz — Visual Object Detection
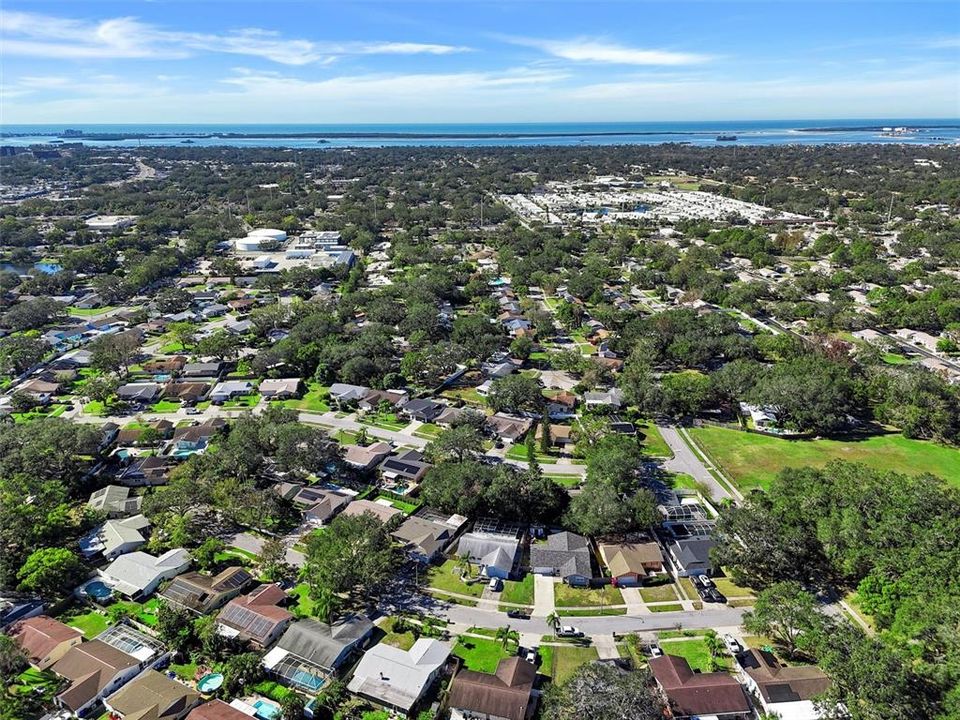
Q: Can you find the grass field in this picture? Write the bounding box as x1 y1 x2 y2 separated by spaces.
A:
551 645 600 684
661 638 729 672
290 583 315 616
554 583 623 608
639 583 679 603
453 636 513 673
12 404 68 423
689 425 960 491
280 383 331 413
637 421 672 457
649 603 684 613
426 559 486 598
68 305 117 316
60 609 108 638
149 399 181 413
712 577 755 598
498 575 535 607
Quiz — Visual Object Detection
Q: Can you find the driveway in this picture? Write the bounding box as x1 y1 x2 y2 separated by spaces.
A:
658 424 735 502
532 575 556 617
226 531 305 568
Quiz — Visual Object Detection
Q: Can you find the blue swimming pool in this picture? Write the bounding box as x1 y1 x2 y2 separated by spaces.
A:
253 699 281 720
84 580 113 600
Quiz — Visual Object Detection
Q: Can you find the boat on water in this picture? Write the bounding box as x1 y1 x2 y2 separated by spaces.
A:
716 134 738 141
317 139 330 144
181 139 196 144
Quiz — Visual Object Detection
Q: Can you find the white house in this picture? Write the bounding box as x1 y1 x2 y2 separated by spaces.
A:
347 639 450 715
100 549 192 600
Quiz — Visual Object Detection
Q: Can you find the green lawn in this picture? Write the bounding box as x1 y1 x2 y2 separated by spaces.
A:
250 680 296 702
537 645 554 678
60 609 108 638
639 584 679 603
289 583 315 616
372 493 419 514
552 645 600 685
280 383 331 412
150 399 182 413
333 429 360 445
223 394 260 408
12 404 68 423
499 575 535 607
453 636 513 673
637 421 672 457
360 412 408 431
11 667 61 695
546 473 582 488
712 577 755 598
505 443 584 465
661 638 730 672
379 617 419 651
170 661 198 682
426 559 486 598
649 603 684 613
440 387 486 406
553 583 623 608
882 352 912 365
689 425 960 491
68 305 117 316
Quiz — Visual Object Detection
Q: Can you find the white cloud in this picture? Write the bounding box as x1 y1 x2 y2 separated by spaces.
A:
505 35 712 65
0 10 470 65
925 36 960 49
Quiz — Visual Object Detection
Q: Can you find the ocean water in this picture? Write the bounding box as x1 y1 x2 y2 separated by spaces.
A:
2 120 958 148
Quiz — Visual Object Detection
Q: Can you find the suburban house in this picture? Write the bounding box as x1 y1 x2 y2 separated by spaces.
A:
328 383 370 406
391 513 466 563
398 398 444 422
116 382 163 404
340 499 403 524
649 655 751 720
50 640 142 716
600 541 665 586
182 362 222 378
448 656 537 720
79 514 151 561
738 648 832 720
10 616 83 670
534 423 575 450
358 389 408 413
18 377 61 403
104 669 201 720
665 538 717 577
187 700 258 720
143 356 187 376
347 638 451 715
0 596 45 631
379 450 432 492
209 381 253 404
159 567 253 614
88 485 142 517
454 532 521 580
343 441 393 471
162 381 211 405
487 414 533 443
258 378 302 400
287 486 354 524
262 615 374 692
217 584 293 647
530 531 594 586
582 388 625 410
171 421 223 453
118 456 178 486
100 548 192 600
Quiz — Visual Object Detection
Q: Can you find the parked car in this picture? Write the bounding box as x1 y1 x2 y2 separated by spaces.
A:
557 626 584 638
524 647 538 664
184 407 201 415
723 634 742 655
697 574 714 588
488 577 503 592
648 643 663 657
703 588 727 604
507 609 530 620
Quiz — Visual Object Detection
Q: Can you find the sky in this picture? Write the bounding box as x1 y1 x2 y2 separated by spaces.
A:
1 1 958 124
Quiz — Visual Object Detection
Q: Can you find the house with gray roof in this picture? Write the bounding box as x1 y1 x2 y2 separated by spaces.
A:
88 485 142 518
454 533 520 580
263 616 374 692
79 515 151 561
530 531 594 586
210 381 253 404
347 638 451 715
329 383 370 406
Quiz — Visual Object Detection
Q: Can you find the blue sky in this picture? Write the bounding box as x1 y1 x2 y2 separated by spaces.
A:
1 1 958 123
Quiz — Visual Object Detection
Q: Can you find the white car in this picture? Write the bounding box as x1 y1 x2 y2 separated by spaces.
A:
556 626 584 638
723 634 742 655
649 643 664 657
488 577 503 592
697 575 714 588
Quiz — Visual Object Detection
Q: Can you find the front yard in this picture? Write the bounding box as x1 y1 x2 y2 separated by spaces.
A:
551 645 600 684
426 559 486 598
553 583 623 608
498 575 535 608
639 583 680 603
660 637 730 672
453 636 514 673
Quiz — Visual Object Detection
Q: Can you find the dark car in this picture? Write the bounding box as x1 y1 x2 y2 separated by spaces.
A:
703 588 727 604
507 609 530 620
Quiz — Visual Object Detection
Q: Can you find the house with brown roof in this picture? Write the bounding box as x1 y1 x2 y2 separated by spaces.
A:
104 669 200 720
534 423 574 449
11 615 83 670
162 382 211 404
599 541 665 586
187 700 255 720
649 655 751 720
50 640 142 716
217 584 293 647
487 414 533 443
143 356 187 376
448 656 536 720
159 567 252 615
738 648 832 720
187 700 253 720
343 441 393 471
340 499 403 524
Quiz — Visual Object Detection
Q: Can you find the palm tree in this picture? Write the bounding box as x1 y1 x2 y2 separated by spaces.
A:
496 625 520 650
704 631 727 670
456 552 473 578
546 611 561 631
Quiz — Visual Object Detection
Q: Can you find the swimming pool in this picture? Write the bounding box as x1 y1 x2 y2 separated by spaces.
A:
83 580 113 601
196 672 224 693
253 699 281 720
